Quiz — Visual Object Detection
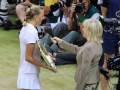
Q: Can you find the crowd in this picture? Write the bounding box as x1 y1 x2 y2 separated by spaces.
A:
0 0 120 90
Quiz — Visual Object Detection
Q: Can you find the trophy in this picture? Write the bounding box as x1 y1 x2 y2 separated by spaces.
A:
36 40 56 70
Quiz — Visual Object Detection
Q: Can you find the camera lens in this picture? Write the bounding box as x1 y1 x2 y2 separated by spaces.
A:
75 3 84 13
50 0 65 12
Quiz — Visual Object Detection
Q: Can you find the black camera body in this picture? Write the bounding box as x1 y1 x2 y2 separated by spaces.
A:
75 3 85 13
99 56 120 80
100 17 120 28
102 18 120 26
107 56 120 90
99 56 120 90
100 17 120 34
50 0 72 12
50 0 65 12
107 56 120 71
99 11 120 34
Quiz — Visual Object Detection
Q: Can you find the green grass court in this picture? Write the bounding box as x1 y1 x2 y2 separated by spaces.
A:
0 15 118 90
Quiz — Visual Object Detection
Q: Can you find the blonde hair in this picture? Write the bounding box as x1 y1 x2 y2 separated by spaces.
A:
83 19 103 43
23 6 43 26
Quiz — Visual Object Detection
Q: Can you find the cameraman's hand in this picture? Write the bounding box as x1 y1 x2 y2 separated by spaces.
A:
62 5 69 17
51 37 62 44
70 4 76 14
69 4 76 19
62 5 68 12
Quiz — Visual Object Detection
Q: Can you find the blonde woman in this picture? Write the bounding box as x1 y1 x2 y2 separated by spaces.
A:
17 7 57 90
51 19 103 90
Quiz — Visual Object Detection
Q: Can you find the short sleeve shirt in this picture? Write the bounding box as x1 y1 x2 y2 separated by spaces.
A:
19 23 40 74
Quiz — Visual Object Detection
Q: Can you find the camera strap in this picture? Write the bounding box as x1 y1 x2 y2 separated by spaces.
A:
60 10 63 22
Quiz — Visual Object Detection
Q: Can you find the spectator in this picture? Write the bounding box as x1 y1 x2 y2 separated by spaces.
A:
51 18 103 90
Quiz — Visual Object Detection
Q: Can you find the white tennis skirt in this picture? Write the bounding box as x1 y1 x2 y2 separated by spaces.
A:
17 73 41 90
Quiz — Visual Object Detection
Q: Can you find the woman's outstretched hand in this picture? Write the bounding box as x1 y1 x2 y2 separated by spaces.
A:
51 37 62 44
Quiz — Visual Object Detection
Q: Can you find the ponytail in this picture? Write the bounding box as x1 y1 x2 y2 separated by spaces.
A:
22 6 43 26
22 18 27 26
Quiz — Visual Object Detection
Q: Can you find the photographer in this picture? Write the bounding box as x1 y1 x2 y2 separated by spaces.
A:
100 0 120 90
41 0 72 45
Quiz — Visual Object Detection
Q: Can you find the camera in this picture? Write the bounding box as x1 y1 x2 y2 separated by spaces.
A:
99 56 120 90
99 16 120 34
107 56 120 90
99 55 120 79
107 56 120 71
50 0 65 12
100 16 120 26
99 11 120 34
99 56 120 79
75 3 85 13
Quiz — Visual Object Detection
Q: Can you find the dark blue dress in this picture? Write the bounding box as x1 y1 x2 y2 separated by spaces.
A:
102 0 120 54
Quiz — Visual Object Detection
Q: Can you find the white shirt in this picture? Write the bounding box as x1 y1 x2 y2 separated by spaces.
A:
19 23 41 74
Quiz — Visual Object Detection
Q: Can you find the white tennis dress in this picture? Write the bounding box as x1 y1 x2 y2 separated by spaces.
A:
17 23 42 90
